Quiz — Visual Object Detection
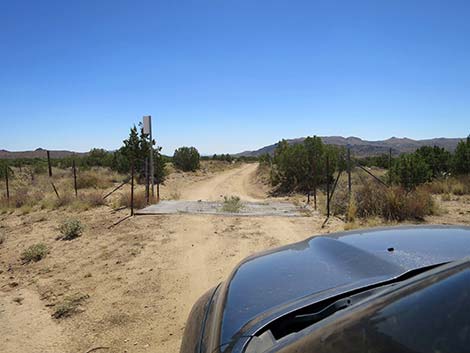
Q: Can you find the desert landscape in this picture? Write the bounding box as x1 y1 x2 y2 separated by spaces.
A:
1 159 469 353
3 2 470 352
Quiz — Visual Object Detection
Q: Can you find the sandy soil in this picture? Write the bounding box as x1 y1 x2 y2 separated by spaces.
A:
182 163 266 202
0 163 469 353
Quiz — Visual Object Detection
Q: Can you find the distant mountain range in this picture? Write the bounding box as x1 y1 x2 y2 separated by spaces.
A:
235 136 465 158
0 136 465 160
0 148 88 159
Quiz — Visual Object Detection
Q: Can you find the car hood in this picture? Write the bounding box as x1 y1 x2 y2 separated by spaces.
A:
216 225 470 351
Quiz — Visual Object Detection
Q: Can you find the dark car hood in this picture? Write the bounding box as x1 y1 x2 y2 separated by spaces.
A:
217 225 470 350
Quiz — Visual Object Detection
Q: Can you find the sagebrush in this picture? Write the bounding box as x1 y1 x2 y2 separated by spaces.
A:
57 219 83 240
21 243 48 263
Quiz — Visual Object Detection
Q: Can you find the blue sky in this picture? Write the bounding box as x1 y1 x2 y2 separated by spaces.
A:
1 0 469 155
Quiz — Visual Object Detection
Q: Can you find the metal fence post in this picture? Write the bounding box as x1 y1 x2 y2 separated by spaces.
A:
326 155 330 218
145 158 150 204
347 147 352 199
5 165 9 201
47 150 52 177
72 159 78 197
130 162 135 216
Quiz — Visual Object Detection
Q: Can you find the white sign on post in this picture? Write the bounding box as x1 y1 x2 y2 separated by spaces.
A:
143 115 151 134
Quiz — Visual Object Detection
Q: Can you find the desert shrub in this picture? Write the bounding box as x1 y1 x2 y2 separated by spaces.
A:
221 195 243 213
76 172 99 189
55 193 74 208
354 183 385 218
11 187 30 208
354 184 434 221
426 179 450 194
415 145 451 177
173 146 200 172
52 293 89 319
21 243 48 263
390 153 432 190
346 200 357 222
404 187 435 220
76 171 113 189
451 181 466 195
80 191 106 207
118 190 151 209
57 219 83 240
426 176 470 195
453 136 470 175
330 185 349 215
271 137 345 194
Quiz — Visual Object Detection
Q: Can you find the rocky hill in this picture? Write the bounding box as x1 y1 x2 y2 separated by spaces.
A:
235 136 464 157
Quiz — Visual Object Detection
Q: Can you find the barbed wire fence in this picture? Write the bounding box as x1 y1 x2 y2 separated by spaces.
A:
1 150 163 227
322 147 393 227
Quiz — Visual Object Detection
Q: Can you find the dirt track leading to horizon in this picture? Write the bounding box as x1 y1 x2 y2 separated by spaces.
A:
1 163 338 353
181 163 266 202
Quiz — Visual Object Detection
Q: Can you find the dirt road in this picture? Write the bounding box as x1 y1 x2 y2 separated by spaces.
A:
0 163 340 353
182 163 266 202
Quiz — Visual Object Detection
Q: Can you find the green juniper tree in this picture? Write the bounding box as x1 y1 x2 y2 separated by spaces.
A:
173 147 200 172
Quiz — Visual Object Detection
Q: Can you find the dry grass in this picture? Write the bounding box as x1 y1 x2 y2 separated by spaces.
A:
353 184 435 221
76 169 115 189
329 170 437 222
117 189 156 209
426 176 470 195
0 167 125 212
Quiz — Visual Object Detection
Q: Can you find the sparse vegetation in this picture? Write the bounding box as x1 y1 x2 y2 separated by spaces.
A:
76 170 113 189
52 293 89 319
425 176 470 195
118 189 155 209
221 195 243 213
353 184 435 221
57 219 83 240
21 243 48 263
